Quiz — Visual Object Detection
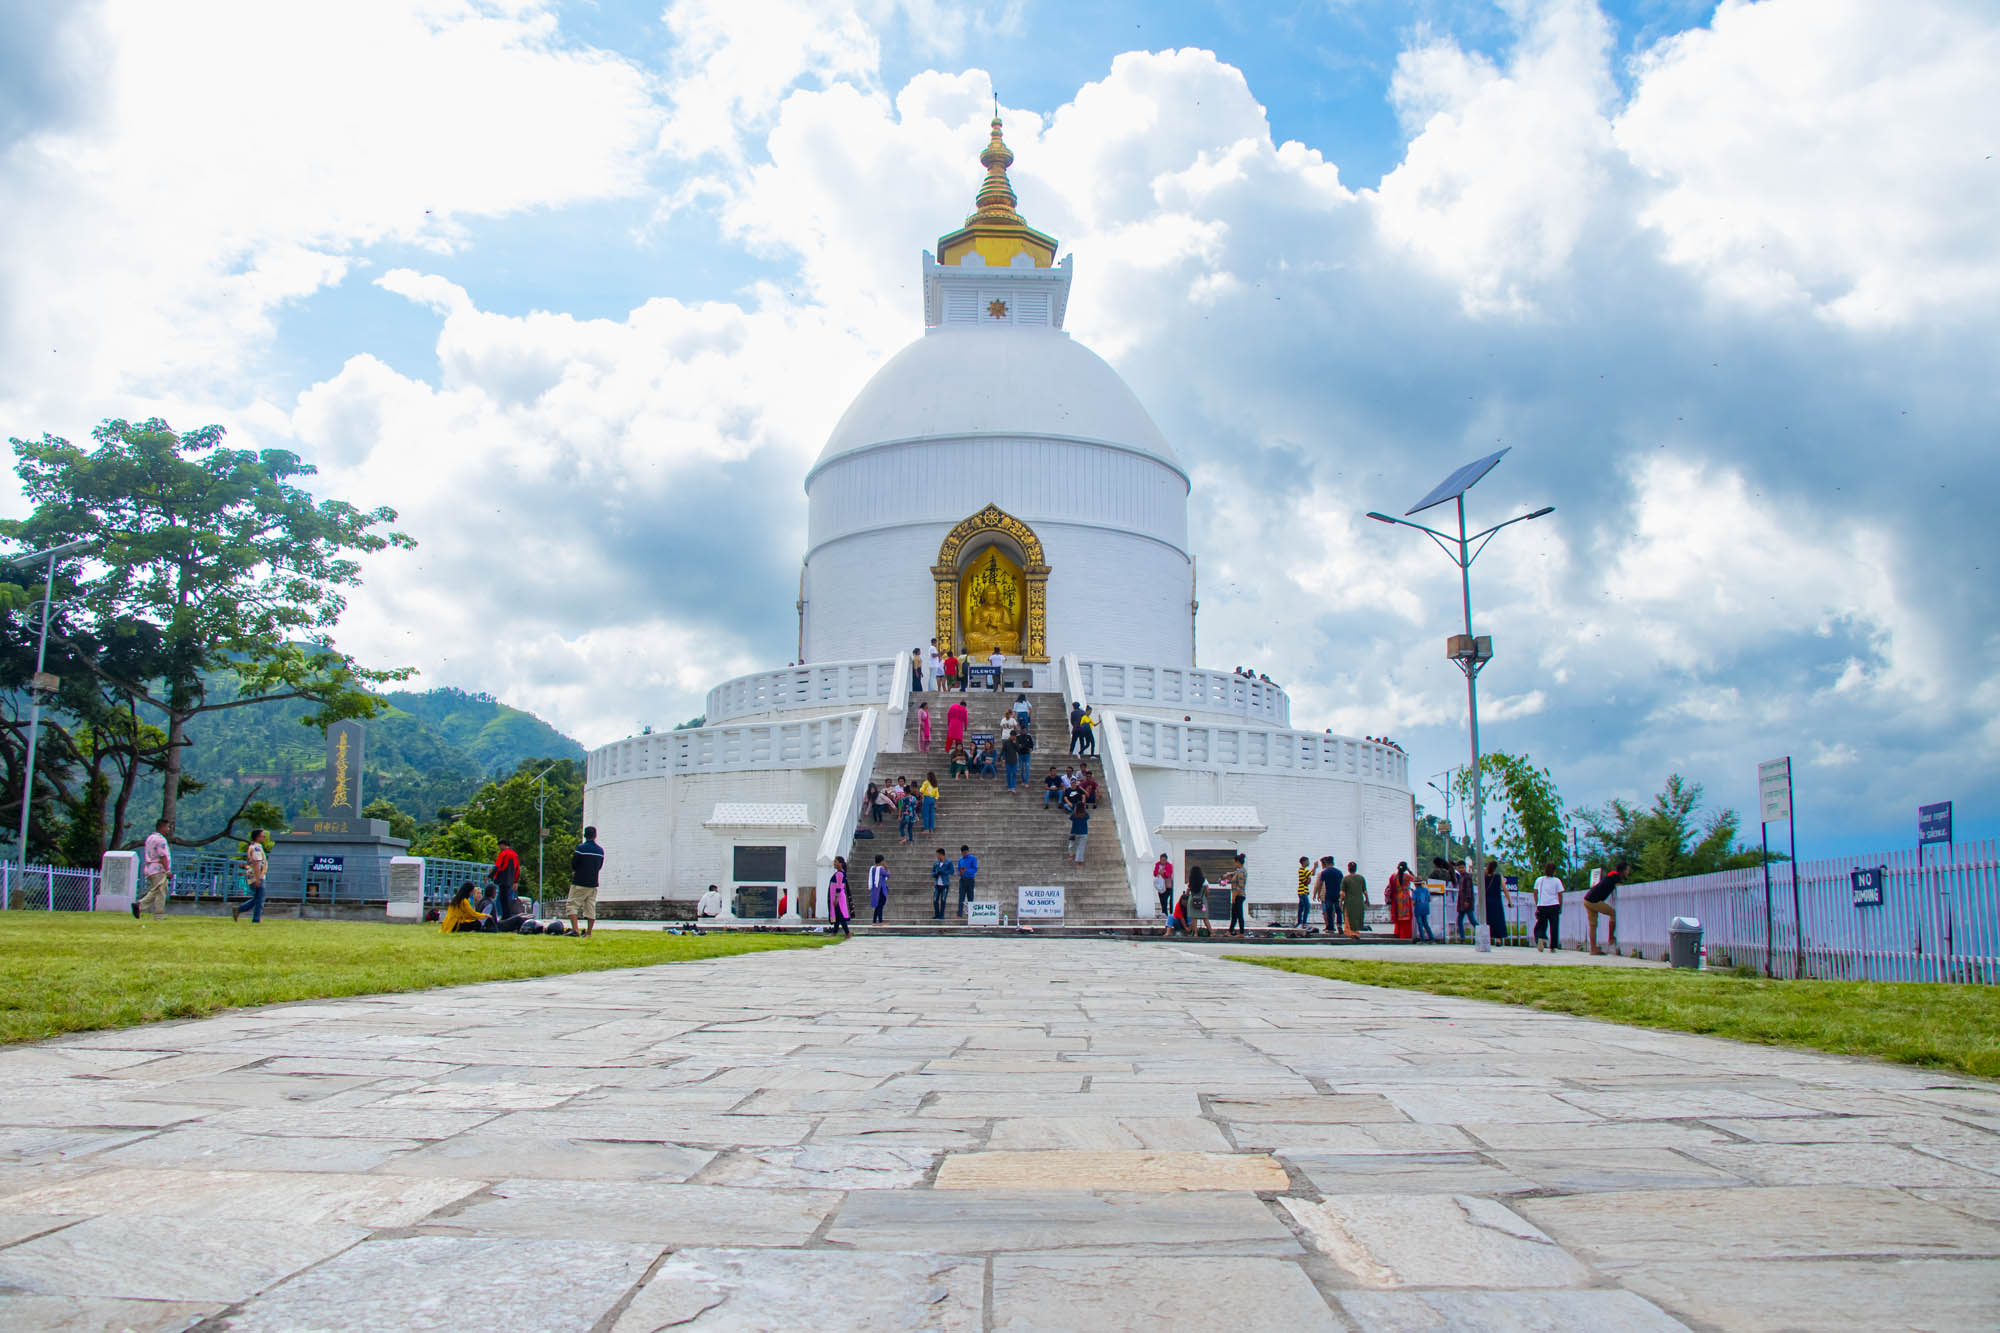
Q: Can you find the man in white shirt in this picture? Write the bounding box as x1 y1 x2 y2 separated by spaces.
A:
1531 862 1566 952
987 647 1005 690
924 639 943 692
133 820 173 920
697 884 726 922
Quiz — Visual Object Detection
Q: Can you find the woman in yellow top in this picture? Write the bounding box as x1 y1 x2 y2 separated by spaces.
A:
919 773 940 832
439 884 488 934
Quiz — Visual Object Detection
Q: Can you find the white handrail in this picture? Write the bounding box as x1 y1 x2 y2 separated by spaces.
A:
882 649 912 753
1096 708 1159 917
587 713 866 785
705 658 897 722
814 707 880 921
1077 660 1291 728
1114 714 1408 787
1061 653 1157 917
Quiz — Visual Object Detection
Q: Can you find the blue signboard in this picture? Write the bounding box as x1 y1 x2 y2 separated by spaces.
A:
309 855 346 875
1918 802 1953 846
1851 866 1884 907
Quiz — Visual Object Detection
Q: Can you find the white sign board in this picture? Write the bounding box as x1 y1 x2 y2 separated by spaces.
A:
1758 757 1792 824
1018 885 1065 919
967 901 1000 925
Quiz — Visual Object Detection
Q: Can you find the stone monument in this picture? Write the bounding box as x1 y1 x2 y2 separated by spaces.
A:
270 719 410 915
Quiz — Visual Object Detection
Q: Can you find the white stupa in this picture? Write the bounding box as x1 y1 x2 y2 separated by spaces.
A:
584 118 1414 921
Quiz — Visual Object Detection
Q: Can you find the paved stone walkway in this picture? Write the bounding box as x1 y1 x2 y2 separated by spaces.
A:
2 940 1997 1331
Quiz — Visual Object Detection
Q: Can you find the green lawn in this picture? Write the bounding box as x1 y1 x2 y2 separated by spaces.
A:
0 916 833 1045
1233 956 2000 1080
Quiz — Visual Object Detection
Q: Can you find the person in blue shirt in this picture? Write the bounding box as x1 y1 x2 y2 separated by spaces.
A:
1069 804 1090 864
957 845 978 919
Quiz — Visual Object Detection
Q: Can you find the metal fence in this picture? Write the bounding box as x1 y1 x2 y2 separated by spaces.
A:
2 854 508 915
1 861 103 911
1608 840 1999 983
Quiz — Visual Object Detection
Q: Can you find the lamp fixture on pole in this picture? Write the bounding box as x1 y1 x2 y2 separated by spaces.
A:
3 538 90 881
1366 449 1552 879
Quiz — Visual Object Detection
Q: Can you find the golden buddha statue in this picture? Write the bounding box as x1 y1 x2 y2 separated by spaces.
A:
961 549 1023 656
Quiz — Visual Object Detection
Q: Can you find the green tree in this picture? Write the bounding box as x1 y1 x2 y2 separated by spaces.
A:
411 819 498 865
363 797 417 843
456 757 584 899
1455 752 1568 877
1413 806 1470 868
0 419 414 846
1579 774 1771 883
239 798 288 840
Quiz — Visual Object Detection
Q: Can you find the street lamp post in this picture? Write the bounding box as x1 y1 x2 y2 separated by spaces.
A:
1428 768 1457 859
1367 450 1552 880
4 539 90 881
531 761 562 909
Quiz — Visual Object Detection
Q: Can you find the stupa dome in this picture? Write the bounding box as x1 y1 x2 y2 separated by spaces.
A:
808 324 1184 483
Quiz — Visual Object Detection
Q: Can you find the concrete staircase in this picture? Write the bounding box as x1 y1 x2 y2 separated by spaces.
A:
850 689 1139 924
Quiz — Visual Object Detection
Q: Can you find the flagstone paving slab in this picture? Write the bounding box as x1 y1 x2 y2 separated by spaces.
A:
934 1149 1288 1192
220 1235 659 1332
1330 1289 1688 1331
1280 1194 1594 1288
613 1249 984 1331
0 1214 366 1302
0 1293 222 1332
3 937 1998 1329
990 1255 1339 1330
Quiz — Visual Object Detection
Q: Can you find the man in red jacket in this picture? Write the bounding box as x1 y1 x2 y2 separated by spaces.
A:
489 843 522 921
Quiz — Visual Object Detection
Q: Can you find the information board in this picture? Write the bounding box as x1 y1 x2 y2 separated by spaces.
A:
1018 885 1065 919
964 666 1001 690
1758 757 1792 824
1918 802 1953 847
967 900 1000 925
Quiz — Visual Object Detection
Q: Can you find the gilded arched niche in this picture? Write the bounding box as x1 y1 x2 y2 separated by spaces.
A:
933 504 1049 662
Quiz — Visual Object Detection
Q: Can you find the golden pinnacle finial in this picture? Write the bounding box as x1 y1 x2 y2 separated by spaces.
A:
975 113 1019 218
935 104 1059 268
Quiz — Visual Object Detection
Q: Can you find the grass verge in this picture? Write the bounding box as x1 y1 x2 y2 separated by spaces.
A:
0 916 833 1045
1231 956 2000 1080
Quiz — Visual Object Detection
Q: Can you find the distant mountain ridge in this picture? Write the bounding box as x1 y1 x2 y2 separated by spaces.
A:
148 683 584 832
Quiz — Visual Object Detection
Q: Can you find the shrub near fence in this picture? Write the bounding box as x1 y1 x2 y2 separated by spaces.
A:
1612 839 2000 984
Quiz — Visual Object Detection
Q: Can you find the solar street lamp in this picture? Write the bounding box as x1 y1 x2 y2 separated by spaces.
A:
3 538 90 878
1367 449 1553 876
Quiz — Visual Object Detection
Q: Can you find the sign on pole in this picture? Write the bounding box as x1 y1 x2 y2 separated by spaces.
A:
1851 867 1884 907
310 855 345 875
967 901 1000 925
1918 802 1953 847
1758 758 1793 824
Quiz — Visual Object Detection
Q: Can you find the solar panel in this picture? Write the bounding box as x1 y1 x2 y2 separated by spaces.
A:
1405 447 1509 517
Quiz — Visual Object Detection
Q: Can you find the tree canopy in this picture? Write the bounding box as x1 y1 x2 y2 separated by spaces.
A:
0 418 414 846
1454 752 1568 876
1578 773 1773 882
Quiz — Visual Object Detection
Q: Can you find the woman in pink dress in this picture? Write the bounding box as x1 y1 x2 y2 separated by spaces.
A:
946 698 968 751
918 702 932 752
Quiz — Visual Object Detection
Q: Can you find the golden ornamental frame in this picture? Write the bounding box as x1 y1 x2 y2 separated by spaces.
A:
933 503 1049 662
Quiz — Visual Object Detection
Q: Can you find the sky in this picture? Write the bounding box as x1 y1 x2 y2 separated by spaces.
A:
1 0 1995 859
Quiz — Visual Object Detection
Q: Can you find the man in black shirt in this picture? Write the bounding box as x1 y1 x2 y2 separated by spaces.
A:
1584 860 1627 954
568 826 605 937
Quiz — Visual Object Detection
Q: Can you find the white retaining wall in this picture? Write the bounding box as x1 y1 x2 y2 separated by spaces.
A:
583 767 841 903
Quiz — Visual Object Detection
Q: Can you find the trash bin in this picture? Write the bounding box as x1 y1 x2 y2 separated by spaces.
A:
1474 924 1492 953
1669 916 1702 970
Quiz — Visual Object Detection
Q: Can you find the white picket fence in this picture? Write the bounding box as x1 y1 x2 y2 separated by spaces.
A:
1608 840 2000 983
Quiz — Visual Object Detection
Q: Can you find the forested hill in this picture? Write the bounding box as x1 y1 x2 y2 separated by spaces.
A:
154 684 584 833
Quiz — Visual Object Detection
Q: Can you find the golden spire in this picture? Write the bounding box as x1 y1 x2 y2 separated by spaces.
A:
937 109 1058 269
